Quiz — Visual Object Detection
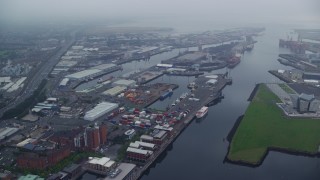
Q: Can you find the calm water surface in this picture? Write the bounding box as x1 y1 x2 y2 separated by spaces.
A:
80 25 320 180
140 26 320 180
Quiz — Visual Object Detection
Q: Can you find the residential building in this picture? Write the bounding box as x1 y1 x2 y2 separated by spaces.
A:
126 147 153 163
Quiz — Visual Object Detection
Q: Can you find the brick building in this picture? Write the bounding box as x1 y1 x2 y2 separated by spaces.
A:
17 145 71 170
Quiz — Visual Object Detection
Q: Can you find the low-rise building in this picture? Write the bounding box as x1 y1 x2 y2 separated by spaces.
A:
18 174 44 180
126 147 153 163
0 127 19 141
104 163 136 180
140 135 154 144
87 157 116 172
102 86 127 96
112 79 136 87
129 141 156 151
62 163 82 179
291 93 320 113
17 144 71 170
84 102 118 121
152 130 168 145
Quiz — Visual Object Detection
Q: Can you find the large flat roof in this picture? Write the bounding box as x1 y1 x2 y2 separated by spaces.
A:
16 138 37 147
92 63 116 70
205 75 218 79
104 163 136 180
138 46 159 53
7 77 26 93
89 157 110 165
56 60 78 67
126 147 152 155
153 130 167 139
140 135 153 141
102 86 126 96
130 141 155 149
18 174 44 180
66 69 101 79
84 102 118 121
177 52 206 61
0 77 11 83
157 63 173 68
112 79 136 87
0 127 19 140
154 125 173 131
59 78 69 86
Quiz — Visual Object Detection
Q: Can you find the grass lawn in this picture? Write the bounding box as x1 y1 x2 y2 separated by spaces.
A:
0 50 9 58
227 84 320 165
278 83 295 94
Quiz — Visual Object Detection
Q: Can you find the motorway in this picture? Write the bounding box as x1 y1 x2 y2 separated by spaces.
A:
0 30 77 119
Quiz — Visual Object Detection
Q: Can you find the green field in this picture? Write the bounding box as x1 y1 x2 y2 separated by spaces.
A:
278 83 295 94
0 50 17 60
227 84 320 165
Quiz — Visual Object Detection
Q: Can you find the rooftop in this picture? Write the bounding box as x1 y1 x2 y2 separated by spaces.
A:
154 125 173 131
89 157 110 165
157 63 173 68
206 79 218 85
205 75 218 79
0 127 19 140
153 130 167 139
299 93 315 101
177 52 206 61
84 102 118 121
66 69 101 79
140 135 153 141
18 174 44 180
112 79 136 87
129 141 156 149
104 163 136 180
102 86 126 96
16 138 37 147
91 63 116 70
88 157 115 168
59 78 69 86
126 147 152 155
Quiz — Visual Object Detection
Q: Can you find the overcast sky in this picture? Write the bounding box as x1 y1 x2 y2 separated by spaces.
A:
1 0 319 29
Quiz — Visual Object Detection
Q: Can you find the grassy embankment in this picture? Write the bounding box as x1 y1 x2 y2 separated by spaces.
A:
227 84 320 165
278 83 295 94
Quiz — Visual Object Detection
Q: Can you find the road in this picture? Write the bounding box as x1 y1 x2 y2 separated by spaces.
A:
0 30 77 119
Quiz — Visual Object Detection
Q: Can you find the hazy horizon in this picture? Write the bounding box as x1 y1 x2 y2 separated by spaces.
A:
1 0 320 31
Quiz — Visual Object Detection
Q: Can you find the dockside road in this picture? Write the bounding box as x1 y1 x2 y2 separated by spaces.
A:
130 74 231 180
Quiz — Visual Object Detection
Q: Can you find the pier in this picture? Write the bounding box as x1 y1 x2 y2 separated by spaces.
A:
129 74 232 180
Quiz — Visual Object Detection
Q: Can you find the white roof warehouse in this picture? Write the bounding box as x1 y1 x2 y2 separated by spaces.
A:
84 102 118 121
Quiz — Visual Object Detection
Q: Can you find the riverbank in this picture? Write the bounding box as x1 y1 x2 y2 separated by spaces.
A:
226 84 320 166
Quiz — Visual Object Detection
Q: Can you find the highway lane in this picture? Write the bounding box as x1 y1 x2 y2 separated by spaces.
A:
0 31 77 119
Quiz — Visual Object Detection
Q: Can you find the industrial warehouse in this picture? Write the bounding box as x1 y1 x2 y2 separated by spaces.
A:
2 23 314 180
84 102 119 121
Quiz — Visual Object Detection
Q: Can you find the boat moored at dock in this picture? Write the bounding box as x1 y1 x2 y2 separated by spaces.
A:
196 106 208 119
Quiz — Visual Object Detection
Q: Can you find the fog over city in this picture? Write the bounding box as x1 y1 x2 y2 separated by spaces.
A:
1 0 320 180
1 0 320 29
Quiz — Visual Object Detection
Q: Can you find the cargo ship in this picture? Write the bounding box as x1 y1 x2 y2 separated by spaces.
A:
245 44 254 51
227 54 241 68
159 89 173 100
196 106 208 119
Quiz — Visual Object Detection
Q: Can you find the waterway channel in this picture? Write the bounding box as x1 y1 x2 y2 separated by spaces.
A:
140 26 320 180
80 25 320 180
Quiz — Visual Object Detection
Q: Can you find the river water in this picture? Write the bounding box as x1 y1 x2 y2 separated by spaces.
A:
139 26 320 180
80 25 320 180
